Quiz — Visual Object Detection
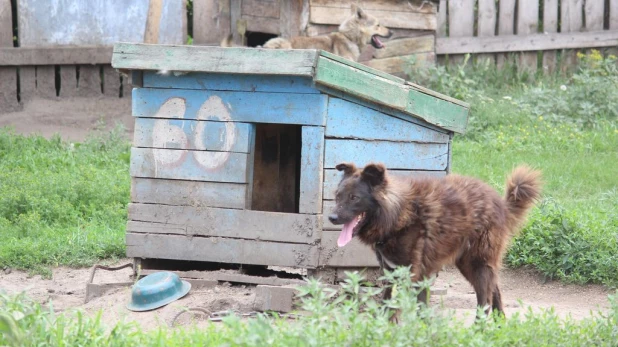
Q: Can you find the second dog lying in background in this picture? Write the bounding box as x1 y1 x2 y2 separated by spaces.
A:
221 4 392 62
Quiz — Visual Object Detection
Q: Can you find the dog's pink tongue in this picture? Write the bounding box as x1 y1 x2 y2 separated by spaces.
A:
337 222 355 247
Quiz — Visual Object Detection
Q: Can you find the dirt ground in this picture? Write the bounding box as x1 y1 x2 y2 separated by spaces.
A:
0 98 613 330
0 259 612 330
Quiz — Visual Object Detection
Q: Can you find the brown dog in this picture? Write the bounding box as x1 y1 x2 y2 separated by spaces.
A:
329 163 542 317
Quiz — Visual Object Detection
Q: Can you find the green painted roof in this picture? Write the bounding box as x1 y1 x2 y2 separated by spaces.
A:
112 43 469 133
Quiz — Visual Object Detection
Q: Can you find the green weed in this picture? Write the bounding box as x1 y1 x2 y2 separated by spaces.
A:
0 125 130 277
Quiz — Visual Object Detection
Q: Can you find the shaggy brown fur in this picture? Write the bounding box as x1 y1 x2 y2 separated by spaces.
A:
221 4 392 62
329 162 542 317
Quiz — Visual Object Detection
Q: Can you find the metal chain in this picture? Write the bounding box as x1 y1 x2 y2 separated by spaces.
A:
170 308 298 327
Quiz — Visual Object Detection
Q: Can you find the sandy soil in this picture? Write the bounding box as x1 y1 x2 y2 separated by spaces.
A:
0 260 612 330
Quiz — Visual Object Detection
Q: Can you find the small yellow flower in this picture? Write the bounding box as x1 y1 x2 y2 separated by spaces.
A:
538 116 543 121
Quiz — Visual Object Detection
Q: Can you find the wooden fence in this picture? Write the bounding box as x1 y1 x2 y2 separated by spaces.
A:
436 0 618 72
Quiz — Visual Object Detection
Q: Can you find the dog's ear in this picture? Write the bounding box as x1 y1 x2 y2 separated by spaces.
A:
351 3 367 19
336 162 357 177
361 163 386 186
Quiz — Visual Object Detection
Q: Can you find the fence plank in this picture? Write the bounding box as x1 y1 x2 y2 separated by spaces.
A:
299 126 325 214
561 0 584 72
437 0 447 37
0 46 113 65
324 139 449 170
126 233 319 268
78 65 101 96
612 0 618 29
18 66 36 102
477 0 497 64
130 147 249 183
497 0 516 68
0 0 19 113
584 0 604 31
517 0 539 74
447 0 475 65
436 30 618 54
128 203 320 244
131 177 246 209
542 0 559 73
103 65 121 97
193 0 230 46
36 66 56 99
59 66 77 98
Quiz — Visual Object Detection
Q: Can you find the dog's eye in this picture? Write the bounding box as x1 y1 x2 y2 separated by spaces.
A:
349 194 358 201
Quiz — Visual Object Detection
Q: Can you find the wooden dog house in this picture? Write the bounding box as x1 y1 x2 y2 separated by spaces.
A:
112 43 468 282
196 0 439 77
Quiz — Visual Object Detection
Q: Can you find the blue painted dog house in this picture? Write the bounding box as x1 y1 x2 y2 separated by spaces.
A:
112 43 469 281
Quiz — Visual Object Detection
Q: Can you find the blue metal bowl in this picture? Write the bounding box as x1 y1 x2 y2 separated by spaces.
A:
126 271 191 312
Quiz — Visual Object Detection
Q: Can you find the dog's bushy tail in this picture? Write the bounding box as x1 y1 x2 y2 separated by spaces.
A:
262 37 292 49
504 165 542 233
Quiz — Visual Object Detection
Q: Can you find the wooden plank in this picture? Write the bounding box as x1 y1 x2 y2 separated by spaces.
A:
447 0 475 64
405 81 470 108
59 65 78 98
133 118 252 153
560 0 584 71
112 43 318 76
310 0 436 13
497 0 516 67
139 269 307 286
242 0 279 18
144 0 164 44
131 177 246 209
325 97 450 143
143 71 318 93
128 203 321 244
323 139 449 170
319 230 378 267
77 65 101 96
279 0 302 39
35 66 56 99
309 6 436 30
362 52 435 76
103 65 121 97
193 0 231 46
126 233 319 268
323 169 446 200
437 0 447 37
132 88 327 126
542 0 559 74
517 0 539 74
436 30 618 54
584 0 604 31
372 35 435 59
230 0 243 45
320 50 404 84
299 126 324 214
0 0 18 112
315 56 469 134
0 46 113 66
243 14 280 34
477 0 497 64
17 0 184 47
18 66 36 102
130 147 249 183
245 124 257 209
612 0 618 29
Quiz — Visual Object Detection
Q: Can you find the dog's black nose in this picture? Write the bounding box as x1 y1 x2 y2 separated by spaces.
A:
328 214 339 223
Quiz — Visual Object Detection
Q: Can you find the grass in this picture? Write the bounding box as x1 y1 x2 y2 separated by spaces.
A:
1 269 618 346
0 125 130 277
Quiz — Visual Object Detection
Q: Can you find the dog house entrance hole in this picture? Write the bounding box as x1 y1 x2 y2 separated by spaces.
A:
250 124 301 213
246 31 277 47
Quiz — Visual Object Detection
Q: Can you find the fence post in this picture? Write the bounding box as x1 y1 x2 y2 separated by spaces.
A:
0 0 19 112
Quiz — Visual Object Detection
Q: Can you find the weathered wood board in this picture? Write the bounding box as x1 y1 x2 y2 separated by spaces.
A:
372 35 435 59
324 139 448 170
143 72 318 94
17 0 184 47
517 0 539 73
130 147 249 183
126 233 319 268
326 97 449 143
315 55 469 134
131 177 247 209
133 118 252 153
299 126 325 214
447 0 474 64
323 169 446 200
132 88 327 126
193 0 230 46
0 0 18 112
542 0 559 73
319 231 378 267
128 203 321 244
363 53 435 76
113 44 318 76
35 66 56 99
0 46 113 66
477 0 496 63
497 0 516 67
